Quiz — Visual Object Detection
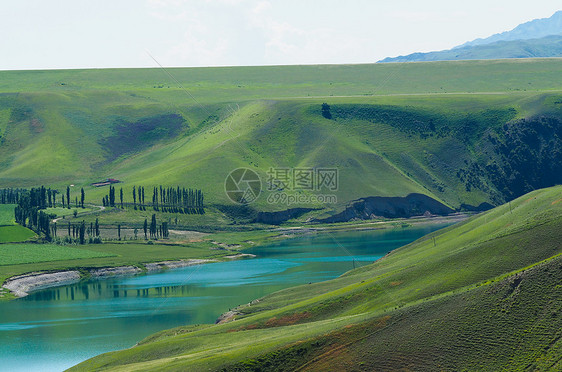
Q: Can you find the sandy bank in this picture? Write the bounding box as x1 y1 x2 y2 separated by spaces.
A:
2 271 81 297
2 253 255 298
90 266 142 277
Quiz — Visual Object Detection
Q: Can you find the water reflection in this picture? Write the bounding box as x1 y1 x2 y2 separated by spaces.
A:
26 281 212 302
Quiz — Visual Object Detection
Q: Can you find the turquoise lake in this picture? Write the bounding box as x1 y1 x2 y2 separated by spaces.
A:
0 224 447 371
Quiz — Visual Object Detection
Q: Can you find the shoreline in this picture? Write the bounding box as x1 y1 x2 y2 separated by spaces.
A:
1 213 470 299
1 254 255 298
212 214 470 324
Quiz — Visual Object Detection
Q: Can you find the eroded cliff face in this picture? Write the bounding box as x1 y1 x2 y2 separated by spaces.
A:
315 193 454 223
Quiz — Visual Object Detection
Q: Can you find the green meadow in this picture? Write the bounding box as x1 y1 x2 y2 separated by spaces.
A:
0 204 36 243
0 59 561 221
0 226 36 244
0 243 113 266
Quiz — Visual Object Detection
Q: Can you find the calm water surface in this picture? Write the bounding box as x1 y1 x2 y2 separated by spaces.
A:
0 225 447 371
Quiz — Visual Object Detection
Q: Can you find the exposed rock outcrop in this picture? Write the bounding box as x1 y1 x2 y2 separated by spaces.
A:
315 193 454 223
215 310 240 324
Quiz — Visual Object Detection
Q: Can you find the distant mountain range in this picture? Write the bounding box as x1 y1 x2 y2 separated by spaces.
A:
380 10 562 63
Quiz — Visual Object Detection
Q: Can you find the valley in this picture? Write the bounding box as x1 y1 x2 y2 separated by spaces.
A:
1 58 561 371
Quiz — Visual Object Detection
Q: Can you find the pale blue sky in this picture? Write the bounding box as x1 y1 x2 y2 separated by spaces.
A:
1 0 560 70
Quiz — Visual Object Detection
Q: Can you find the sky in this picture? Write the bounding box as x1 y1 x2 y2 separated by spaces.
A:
0 0 560 70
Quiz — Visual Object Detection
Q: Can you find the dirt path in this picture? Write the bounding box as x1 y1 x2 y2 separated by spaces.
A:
52 205 105 223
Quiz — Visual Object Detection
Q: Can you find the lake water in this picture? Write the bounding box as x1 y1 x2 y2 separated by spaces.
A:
0 224 447 371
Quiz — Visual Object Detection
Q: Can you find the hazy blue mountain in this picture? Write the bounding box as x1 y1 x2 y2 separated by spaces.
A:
379 35 562 63
458 10 562 48
380 11 562 63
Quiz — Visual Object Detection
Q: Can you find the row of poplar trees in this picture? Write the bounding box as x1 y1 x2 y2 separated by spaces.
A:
101 185 204 214
2 186 86 209
151 186 204 214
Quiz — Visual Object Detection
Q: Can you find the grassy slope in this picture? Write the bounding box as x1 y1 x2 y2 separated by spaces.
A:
0 59 561 216
0 225 37 243
2 59 561 97
0 204 36 243
71 185 562 371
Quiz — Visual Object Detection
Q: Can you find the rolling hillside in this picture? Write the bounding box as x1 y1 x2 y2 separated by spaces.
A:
0 59 561 219
71 185 562 371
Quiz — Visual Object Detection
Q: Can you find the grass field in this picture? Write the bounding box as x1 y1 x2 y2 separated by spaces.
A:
0 204 36 243
0 226 36 243
70 186 562 371
0 241 231 293
45 206 96 218
1 59 561 97
0 59 561 223
0 204 16 225
0 243 113 266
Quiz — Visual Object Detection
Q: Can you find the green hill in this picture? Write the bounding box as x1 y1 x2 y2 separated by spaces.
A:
70 185 562 371
0 59 561 220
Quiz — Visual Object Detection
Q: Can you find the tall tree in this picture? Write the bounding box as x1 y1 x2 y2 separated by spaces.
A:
143 218 148 240
150 214 157 238
132 186 137 210
80 188 85 208
79 221 86 244
66 186 71 209
120 188 123 209
321 102 332 119
109 186 115 207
